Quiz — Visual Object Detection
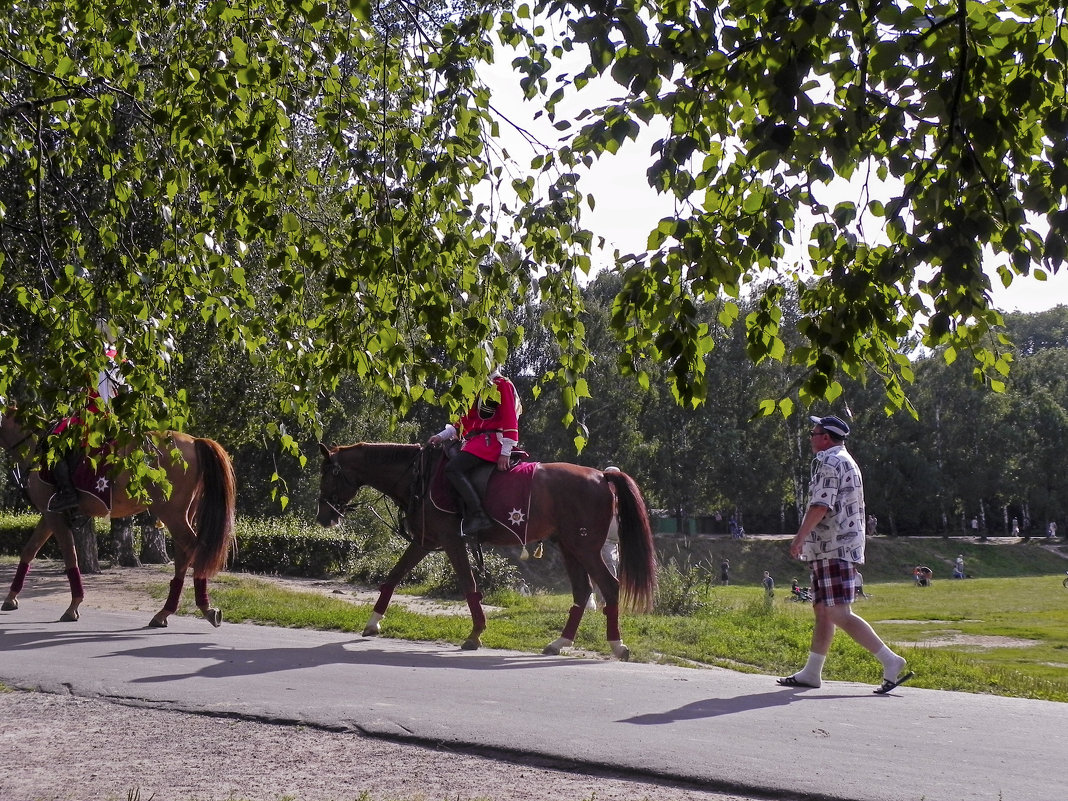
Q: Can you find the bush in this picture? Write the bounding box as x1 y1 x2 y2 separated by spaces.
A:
655 556 716 616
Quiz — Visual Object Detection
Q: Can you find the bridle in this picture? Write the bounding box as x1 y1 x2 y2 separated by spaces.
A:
317 445 428 520
317 457 364 520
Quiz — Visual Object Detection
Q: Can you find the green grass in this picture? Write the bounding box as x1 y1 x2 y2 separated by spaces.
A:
186 572 1068 703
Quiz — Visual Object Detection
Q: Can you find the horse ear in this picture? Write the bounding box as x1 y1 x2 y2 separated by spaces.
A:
318 442 333 460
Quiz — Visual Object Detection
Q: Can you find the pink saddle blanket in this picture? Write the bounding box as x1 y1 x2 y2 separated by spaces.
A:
430 460 539 542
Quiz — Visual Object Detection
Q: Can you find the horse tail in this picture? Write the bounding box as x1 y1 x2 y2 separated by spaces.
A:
605 471 657 613
191 437 237 578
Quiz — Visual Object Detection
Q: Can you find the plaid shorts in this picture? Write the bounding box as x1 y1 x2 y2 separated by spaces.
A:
809 558 857 607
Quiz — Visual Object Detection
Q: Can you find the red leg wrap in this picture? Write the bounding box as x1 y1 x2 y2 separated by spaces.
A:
10 561 30 594
603 603 621 641
164 576 184 612
66 567 84 598
562 604 585 641
194 577 209 608
466 591 486 628
373 583 396 615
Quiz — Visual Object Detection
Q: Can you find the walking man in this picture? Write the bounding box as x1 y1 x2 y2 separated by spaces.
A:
777 415 912 694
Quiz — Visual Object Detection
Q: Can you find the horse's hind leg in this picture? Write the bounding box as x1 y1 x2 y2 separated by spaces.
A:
364 541 432 637
149 528 196 627
542 549 595 656
544 547 630 660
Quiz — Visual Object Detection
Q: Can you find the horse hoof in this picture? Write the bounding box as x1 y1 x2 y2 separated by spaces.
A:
461 638 482 651
362 626 380 637
60 609 80 622
543 637 572 656
202 607 222 628
149 616 168 628
1 598 17 611
610 641 631 661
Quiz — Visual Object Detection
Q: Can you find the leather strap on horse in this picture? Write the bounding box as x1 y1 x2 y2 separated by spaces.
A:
406 446 437 549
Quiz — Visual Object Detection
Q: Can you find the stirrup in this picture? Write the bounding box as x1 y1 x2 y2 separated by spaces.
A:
50 491 80 513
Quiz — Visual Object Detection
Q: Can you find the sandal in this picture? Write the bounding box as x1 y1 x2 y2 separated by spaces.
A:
776 675 820 688
873 671 914 695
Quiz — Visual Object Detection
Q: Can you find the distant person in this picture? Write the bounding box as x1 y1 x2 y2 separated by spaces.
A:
866 514 878 536
855 570 870 599
1011 518 1020 537
1048 521 1058 539
953 554 965 579
777 415 912 694
762 571 775 598
790 578 810 602
720 558 730 585
971 517 979 536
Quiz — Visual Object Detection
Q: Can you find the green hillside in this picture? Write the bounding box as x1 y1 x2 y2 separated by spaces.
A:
506 534 1068 592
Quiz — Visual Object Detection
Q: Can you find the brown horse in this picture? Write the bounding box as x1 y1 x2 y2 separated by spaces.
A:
316 442 657 659
0 406 236 627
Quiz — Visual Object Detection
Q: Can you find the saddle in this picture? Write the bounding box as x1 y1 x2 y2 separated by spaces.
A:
429 452 539 543
39 449 114 513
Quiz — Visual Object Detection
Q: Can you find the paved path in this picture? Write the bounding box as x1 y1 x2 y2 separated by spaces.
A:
1 600 1064 801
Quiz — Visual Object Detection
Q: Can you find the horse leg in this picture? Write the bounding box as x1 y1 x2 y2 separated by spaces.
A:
542 550 594 656
53 518 84 623
586 559 629 660
193 576 221 627
150 546 192 628
2 517 57 611
363 541 431 637
439 536 484 650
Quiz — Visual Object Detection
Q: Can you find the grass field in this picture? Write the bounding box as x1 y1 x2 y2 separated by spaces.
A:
196 569 1068 703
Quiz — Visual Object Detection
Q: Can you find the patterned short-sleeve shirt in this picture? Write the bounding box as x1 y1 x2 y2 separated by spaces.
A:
801 444 866 564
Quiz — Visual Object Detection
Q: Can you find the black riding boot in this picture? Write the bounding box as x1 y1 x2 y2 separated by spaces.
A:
50 452 80 512
446 470 493 541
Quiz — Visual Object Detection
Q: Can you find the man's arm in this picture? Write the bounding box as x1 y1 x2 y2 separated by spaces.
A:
790 504 830 560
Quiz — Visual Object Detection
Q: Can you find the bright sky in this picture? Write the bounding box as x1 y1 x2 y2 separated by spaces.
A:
482 55 1068 316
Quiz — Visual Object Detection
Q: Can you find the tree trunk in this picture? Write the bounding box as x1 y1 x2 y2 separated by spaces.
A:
72 515 100 574
138 512 170 564
111 516 142 568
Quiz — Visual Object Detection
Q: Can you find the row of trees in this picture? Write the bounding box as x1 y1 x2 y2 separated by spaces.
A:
2 2 1066 535
4 1 1068 484
506 285 1067 538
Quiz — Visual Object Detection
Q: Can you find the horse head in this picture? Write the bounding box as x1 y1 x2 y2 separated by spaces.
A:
317 443 347 527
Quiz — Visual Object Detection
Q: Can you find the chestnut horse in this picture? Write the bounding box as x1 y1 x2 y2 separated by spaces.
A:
316 442 657 659
0 406 236 627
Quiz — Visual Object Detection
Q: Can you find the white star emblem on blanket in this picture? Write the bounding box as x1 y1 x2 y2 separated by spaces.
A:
95 476 110 492
508 508 526 526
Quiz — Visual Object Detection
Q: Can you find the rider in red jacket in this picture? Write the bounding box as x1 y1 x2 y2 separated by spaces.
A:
428 368 521 541
50 343 125 512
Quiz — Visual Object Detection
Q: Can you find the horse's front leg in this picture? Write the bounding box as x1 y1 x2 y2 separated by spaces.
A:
364 541 432 637
50 516 85 623
439 535 484 650
2 517 58 612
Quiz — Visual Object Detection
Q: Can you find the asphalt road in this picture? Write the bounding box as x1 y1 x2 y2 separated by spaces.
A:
1 601 1064 801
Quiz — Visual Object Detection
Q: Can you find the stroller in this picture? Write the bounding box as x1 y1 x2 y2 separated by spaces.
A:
789 580 812 602
914 566 934 586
